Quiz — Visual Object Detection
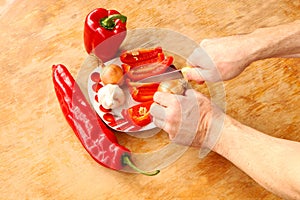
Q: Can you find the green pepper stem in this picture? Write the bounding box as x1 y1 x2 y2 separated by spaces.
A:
100 14 127 30
122 155 160 176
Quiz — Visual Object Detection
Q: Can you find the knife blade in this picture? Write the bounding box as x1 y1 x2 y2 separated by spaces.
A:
138 69 184 83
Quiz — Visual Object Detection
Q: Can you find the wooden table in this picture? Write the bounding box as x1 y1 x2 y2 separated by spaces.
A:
1 0 299 199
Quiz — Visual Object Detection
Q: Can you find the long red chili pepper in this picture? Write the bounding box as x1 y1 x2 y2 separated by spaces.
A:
52 64 159 176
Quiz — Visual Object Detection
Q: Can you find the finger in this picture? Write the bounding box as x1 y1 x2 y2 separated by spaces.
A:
187 48 201 67
150 102 166 120
181 67 205 84
153 91 175 107
199 39 210 48
187 46 212 70
185 88 206 99
185 89 210 109
184 88 198 98
152 117 166 129
187 43 221 82
153 117 176 140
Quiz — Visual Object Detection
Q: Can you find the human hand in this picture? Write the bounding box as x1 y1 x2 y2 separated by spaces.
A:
184 35 255 83
150 89 225 148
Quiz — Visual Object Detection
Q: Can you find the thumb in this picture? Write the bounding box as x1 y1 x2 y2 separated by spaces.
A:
181 67 205 84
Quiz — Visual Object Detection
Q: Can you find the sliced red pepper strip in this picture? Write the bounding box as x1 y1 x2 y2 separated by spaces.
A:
127 101 153 127
131 92 155 102
125 56 174 81
128 82 159 102
122 63 131 74
124 52 165 68
52 64 159 176
120 47 163 66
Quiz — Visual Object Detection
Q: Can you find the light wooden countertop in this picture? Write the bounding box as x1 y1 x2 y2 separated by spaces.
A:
1 0 299 199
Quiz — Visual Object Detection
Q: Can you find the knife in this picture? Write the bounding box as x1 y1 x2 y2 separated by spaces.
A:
138 69 184 83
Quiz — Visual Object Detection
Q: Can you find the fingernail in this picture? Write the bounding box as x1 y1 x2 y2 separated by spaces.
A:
181 67 191 79
153 91 161 101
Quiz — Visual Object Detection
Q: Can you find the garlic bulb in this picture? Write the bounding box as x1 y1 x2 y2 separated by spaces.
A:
158 79 187 95
97 84 126 109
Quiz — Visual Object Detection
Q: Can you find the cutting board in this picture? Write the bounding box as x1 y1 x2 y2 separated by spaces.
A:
0 0 299 199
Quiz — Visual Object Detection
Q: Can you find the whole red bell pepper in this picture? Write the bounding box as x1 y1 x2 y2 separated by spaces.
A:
84 8 127 62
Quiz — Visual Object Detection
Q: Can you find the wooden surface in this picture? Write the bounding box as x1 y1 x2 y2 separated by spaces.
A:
1 0 299 199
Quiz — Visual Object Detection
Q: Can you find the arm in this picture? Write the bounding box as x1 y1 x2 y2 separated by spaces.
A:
151 90 300 199
251 20 300 59
151 21 300 198
213 116 300 200
185 20 300 82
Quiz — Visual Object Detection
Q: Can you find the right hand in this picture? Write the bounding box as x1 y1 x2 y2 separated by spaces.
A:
184 35 255 82
150 89 225 148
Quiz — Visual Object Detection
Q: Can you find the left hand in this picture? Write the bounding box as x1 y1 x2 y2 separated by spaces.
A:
150 89 224 147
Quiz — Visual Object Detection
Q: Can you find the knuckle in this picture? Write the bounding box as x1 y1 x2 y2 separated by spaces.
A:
200 39 209 47
164 116 173 124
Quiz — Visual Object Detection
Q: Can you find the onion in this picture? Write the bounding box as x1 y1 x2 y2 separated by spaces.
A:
158 79 187 95
100 64 124 85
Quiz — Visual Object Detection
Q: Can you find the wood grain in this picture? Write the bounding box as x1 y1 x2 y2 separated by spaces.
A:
0 0 299 199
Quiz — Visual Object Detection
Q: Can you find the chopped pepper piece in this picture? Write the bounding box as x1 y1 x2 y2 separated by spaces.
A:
127 81 159 102
127 101 153 127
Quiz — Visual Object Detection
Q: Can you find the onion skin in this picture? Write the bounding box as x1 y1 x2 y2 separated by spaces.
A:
101 64 124 85
157 79 187 95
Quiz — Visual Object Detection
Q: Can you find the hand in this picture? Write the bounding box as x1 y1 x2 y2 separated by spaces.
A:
150 89 225 148
185 35 255 82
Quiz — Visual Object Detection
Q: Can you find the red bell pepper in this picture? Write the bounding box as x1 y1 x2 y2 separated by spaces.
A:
52 64 159 176
84 8 127 62
127 101 153 127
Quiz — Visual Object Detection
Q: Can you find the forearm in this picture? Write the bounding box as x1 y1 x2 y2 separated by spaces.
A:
212 116 300 199
248 20 300 61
